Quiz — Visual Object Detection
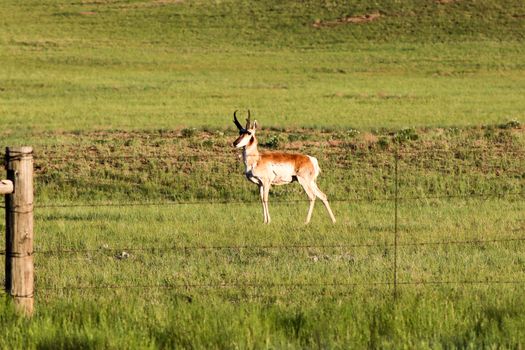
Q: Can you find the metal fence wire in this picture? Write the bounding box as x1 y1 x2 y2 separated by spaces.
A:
1 148 524 297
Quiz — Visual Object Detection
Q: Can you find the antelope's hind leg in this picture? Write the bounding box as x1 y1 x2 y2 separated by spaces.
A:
297 178 317 224
311 182 336 223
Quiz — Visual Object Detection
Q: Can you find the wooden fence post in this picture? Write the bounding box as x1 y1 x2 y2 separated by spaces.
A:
5 146 34 316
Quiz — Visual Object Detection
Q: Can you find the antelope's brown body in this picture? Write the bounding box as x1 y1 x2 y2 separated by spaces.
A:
245 152 317 186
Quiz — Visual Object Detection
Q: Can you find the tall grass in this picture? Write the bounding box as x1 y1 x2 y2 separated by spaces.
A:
1 126 524 348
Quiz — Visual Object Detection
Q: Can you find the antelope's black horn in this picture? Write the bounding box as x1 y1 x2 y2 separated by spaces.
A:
245 109 251 129
233 110 243 130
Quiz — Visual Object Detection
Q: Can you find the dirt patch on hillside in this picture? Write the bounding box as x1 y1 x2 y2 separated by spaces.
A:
362 133 379 144
120 0 183 8
152 0 183 4
79 0 115 4
313 12 380 28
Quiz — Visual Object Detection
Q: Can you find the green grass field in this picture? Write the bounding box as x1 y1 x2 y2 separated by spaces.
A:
1 0 525 348
1 0 525 139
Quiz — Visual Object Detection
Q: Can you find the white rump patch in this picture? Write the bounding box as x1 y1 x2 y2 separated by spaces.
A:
307 156 320 178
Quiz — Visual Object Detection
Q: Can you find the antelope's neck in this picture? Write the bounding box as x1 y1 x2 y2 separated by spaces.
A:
243 141 260 172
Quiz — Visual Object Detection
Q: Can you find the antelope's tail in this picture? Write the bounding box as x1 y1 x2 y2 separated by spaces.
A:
307 155 321 180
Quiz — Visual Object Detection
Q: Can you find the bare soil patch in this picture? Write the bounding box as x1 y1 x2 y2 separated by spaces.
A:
121 0 183 8
152 0 184 4
313 12 380 28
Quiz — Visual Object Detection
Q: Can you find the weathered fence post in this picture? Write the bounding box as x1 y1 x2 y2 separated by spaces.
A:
4 146 34 316
393 149 399 300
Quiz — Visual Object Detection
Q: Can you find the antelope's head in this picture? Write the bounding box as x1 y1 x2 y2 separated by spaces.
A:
232 110 258 148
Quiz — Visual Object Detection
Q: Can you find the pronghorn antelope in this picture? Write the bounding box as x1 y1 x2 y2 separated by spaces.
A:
232 110 336 224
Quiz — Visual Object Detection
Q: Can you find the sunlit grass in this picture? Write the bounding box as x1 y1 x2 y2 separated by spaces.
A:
1 126 524 347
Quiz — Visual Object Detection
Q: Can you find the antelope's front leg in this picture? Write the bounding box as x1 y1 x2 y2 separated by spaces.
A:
259 185 268 223
263 182 271 224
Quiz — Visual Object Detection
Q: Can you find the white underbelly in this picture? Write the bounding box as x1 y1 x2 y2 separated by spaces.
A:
271 163 295 185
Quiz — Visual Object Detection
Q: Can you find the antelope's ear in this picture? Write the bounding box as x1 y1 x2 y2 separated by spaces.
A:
253 120 258 131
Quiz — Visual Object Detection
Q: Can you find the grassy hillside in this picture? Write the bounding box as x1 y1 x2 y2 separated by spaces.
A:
3 0 525 46
22 125 525 205
1 0 524 138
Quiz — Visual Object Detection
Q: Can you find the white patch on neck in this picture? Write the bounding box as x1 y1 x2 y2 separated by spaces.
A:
243 152 258 172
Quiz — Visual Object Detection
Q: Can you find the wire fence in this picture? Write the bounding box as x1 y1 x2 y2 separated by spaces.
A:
28 279 525 306
2 147 525 300
5 235 520 257
16 192 523 210
35 279 525 293
17 146 525 159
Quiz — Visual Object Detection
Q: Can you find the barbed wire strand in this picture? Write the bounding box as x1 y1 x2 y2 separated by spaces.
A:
33 165 525 185
26 191 524 209
35 279 525 293
23 147 525 160
3 147 523 164
27 236 525 256
30 166 525 179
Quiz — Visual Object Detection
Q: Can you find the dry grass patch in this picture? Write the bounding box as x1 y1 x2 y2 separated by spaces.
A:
119 0 184 9
313 12 381 28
